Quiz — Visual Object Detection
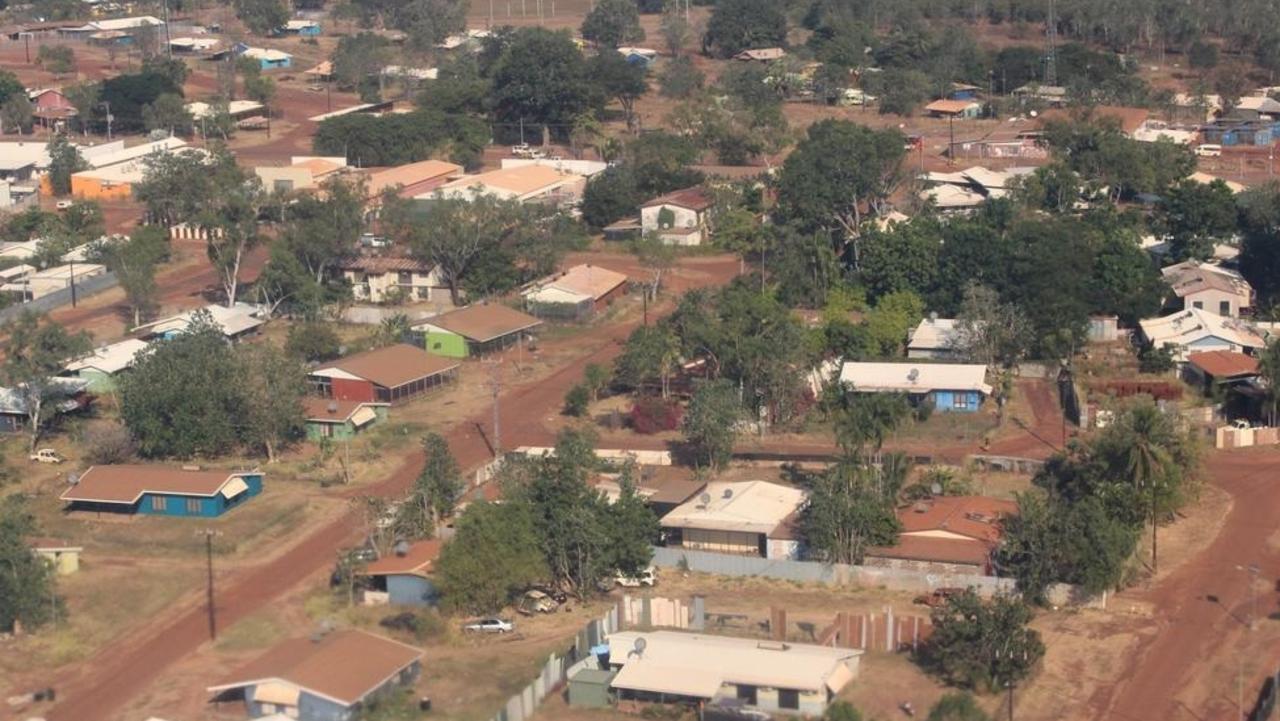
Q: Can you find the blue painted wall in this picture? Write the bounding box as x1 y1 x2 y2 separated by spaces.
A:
243 660 421 721
135 474 263 518
928 390 983 413
387 575 438 606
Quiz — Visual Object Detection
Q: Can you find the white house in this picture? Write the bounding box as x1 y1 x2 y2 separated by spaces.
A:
907 317 969 359
336 256 443 303
640 187 715 246
839 362 991 413
1138 307 1267 361
1161 260 1253 318
659 480 806 560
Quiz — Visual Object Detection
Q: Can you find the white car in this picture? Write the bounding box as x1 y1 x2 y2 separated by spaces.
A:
463 617 514 634
1195 144 1222 157
29 448 63 464
55 200 74 210
615 566 658 588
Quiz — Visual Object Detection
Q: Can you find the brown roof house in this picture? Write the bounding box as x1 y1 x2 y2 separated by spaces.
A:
360 539 442 606
60 465 263 518
925 99 982 119
363 159 463 202
207 629 423 721
864 496 1017 575
1183 350 1261 396
309 343 460 404
641 186 716 246
412 302 542 358
522 264 629 320
336 255 444 304
660 480 807 560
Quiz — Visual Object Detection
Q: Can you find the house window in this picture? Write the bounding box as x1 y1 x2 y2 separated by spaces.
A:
1220 300 1231 315
151 496 167 512
736 685 758 705
186 498 201 514
953 393 968 409
398 271 413 285
1192 300 1203 309
778 689 800 710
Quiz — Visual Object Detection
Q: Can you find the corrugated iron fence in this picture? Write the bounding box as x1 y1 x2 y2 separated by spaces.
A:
0 271 118 324
488 606 619 721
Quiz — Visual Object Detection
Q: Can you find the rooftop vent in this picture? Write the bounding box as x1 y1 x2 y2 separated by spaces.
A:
394 540 411 557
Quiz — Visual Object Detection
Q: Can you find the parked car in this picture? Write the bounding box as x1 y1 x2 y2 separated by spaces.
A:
29 449 63 464
517 590 559 616
54 200 73 210
913 587 965 608
615 566 658 588
1195 144 1222 157
463 617 514 634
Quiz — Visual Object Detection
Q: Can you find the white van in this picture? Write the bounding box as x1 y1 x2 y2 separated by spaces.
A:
1195 144 1222 157
615 566 658 588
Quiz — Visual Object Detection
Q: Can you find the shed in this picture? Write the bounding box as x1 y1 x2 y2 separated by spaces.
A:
59 465 263 517
523 264 629 320
412 303 542 358
29 537 82 574
63 338 149 392
925 99 981 119
361 539 441 606
309 344 460 404
568 668 616 708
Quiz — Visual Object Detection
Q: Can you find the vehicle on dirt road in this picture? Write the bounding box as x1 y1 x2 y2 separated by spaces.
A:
29 449 63 464
615 566 658 588
463 617 514 634
517 590 559 615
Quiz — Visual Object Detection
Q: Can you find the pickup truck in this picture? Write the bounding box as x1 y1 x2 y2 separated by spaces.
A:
29 449 63 464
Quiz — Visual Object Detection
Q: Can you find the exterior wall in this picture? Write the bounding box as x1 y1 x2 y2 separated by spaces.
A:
345 269 441 303
69 175 133 201
928 389 982 413
640 204 704 235
136 474 262 518
861 554 986 576
1182 287 1247 317
387 574 438 606
906 347 956 360
306 419 355 441
593 282 627 312
712 683 827 716
677 528 764 556
424 329 469 358
247 685 352 721
75 368 117 393
36 549 80 574
765 538 803 560
259 57 292 70
329 377 377 403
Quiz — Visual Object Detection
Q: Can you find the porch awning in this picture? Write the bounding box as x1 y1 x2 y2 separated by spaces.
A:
253 681 300 706
350 406 378 428
221 477 249 500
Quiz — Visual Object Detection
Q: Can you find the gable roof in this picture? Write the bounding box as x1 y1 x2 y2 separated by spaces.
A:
839 362 992 395
336 255 434 274
641 186 714 212
907 317 961 351
365 160 463 198
660 480 806 536
434 165 578 201
1161 260 1253 301
1139 308 1266 350
925 99 979 115
65 338 149 374
132 303 265 338
531 264 628 301
313 344 459 389
733 47 785 61
362 539 441 577
414 303 542 343
898 496 1016 543
1186 350 1261 378
60 465 257 505
208 630 422 707
301 397 388 423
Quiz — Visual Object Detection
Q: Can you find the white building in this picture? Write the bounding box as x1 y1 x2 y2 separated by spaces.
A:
640 187 715 246
660 480 806 560
839 362 991 413
1161 260 1253 318
132 303 266 340
1139 308 1267 361
907 317 967 359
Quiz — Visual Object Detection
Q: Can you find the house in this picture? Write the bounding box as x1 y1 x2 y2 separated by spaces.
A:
336 256 443 303
60 465 263 517
363 159 463 202
133 303 266 341
0 142 50 182
1202 119 1273 146
500 158 609 177
660 480 806 560
309 343 460 404
61 137 192 199
361 539 441 606
430 165 585 205
1138 307 1267 361
839 362 992 413
1184 349 1260 389
925 99 981 119
188 99 267 122
239 46 293 70
207 629 422 721
412 303 542 358
1161 260 1253 318
522 264 629 320
62 15 163 35
252 155 345 193
1231 95 1280 121
6 263 106 300
29 537 82 575
946 82 981 100
63 338 149 392
733 47 785 62
302 397 389 441
919 166 1035 211
0 378 89 433
864 496 1017 575
907 317 967 360
279 19 321 36
617 46 658 67
170 36 219 53
28 88 76 129
591 470 705 517
1132 120 1196 145
605 630 861 716
1011 83 1067 105
1173 92 1223 121
640 186 715 246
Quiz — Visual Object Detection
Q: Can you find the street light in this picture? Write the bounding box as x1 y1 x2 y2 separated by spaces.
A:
1237 563 1262 630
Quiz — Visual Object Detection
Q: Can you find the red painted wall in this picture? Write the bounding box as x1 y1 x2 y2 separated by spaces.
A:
330 378 375 402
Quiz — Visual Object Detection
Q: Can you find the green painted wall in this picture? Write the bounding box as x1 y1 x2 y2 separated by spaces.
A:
305 406 389 442
77 369 117 393
424 330 469 358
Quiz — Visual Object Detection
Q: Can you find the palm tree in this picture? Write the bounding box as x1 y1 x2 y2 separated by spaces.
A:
1121 402 1177 573
1259 340 1280 426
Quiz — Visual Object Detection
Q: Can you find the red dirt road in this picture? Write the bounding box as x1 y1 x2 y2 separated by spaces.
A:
39 255 740 721
1090 449 1280 721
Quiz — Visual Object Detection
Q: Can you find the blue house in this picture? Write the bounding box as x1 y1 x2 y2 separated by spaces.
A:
237 45 293 71
361 539 441 606
839 361 992 413
279 19 322 36
947 82 981 100
60 465 263 517
208 629 423 721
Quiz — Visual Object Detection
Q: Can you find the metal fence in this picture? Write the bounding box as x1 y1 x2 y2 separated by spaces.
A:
0 271 118 323
488 606 619 721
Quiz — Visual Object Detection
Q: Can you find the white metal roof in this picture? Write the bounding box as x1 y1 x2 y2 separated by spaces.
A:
660 480 805 535
907 317 962 351
133 303 265 338
186 100 263 119
76 15 162 31
522 285 591 305
1139 308 1266 351
839 362 993 395
81 137 187 170
0 142 50 172
607 631 861 697
66 338 149 374
240 47 292 61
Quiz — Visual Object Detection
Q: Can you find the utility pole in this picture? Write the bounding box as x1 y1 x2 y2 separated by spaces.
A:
103 101 113 141
68 259 77 307
1044 0 1058 87
198 529 223 640
162 0 172 59
484 360 503 457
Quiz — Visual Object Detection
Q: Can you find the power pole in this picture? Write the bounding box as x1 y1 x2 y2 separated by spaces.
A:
198 530 223 640
1044 0 1058 87
484 360 503 457
162 0 172 59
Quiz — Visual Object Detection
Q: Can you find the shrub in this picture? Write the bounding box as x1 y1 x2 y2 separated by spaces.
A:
83 424 137 465
564 383 590 417
630 396 683 434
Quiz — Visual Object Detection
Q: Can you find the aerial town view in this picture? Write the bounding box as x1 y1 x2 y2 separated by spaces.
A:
2 0 1280 720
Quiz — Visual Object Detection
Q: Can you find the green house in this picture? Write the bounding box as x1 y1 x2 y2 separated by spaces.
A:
63 338 150 393
413 303 543 359
303 398 390 441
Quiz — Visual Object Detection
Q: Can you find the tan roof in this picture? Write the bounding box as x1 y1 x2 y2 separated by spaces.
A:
897 496 1016 544
925 99 979 114
439 165 575 198
315 344 460 389
866 535 993 566
302 397 388 423
540 264 628 301
296 158 342 178
362 539 441 577
60 465 255 505
1161 260 1252 300
418 303 542 343
208 630 422 706
365 160 463 197
28 536 82 551
641 186 715 212
337 255 434 274
660 480 807 535
1187 350 1261 378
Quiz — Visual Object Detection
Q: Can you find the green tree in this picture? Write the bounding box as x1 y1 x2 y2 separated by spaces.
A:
142 93 194 136
868 67 931 116
234 0 289 34
604 465 659 576
96 71 183 134
862 290 925 358
1188 40 1219 71
659 56 704 98
660 7 691 57
1239 182 1280 308
581 0 645 48
490 28 596 132
927 692 991 721
0 71 22 108
801 457 905 564
46 134 88 197
824 701 866 721
1 313 90 451
332 32 394 91
702 0 787 57
1155 178 1238 261
1 93 33 135
0 496 60 632
436 501 547 613
564 383 590 416
614 324 680 397
682 378 741 469
581 165 642 228
917 590 1045 692
858 218 941 302
1260 339 1280 426
583 362 610 402
403 433 464 533
64 83 100 137
590 50 648 133
96 226 169 327
36 45 75 76
393 0 468 55
238 343 306 462
830 392 910 457
120 312 246 458
285 322 342 362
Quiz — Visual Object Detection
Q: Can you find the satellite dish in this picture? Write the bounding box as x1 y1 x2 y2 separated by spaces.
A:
907 368 920 383
1029 109 1038 118
631 637 647 658
328 400 339 413
66 472 79 485
722 488 734 500
394 539 411 557
930 482 943 496
699 493 711 505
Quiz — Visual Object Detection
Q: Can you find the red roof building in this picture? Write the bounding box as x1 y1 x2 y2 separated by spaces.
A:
309 343 460 404
865 496 1017 575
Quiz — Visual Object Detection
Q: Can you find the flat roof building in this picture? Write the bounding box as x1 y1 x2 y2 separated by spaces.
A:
660 480 806 560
